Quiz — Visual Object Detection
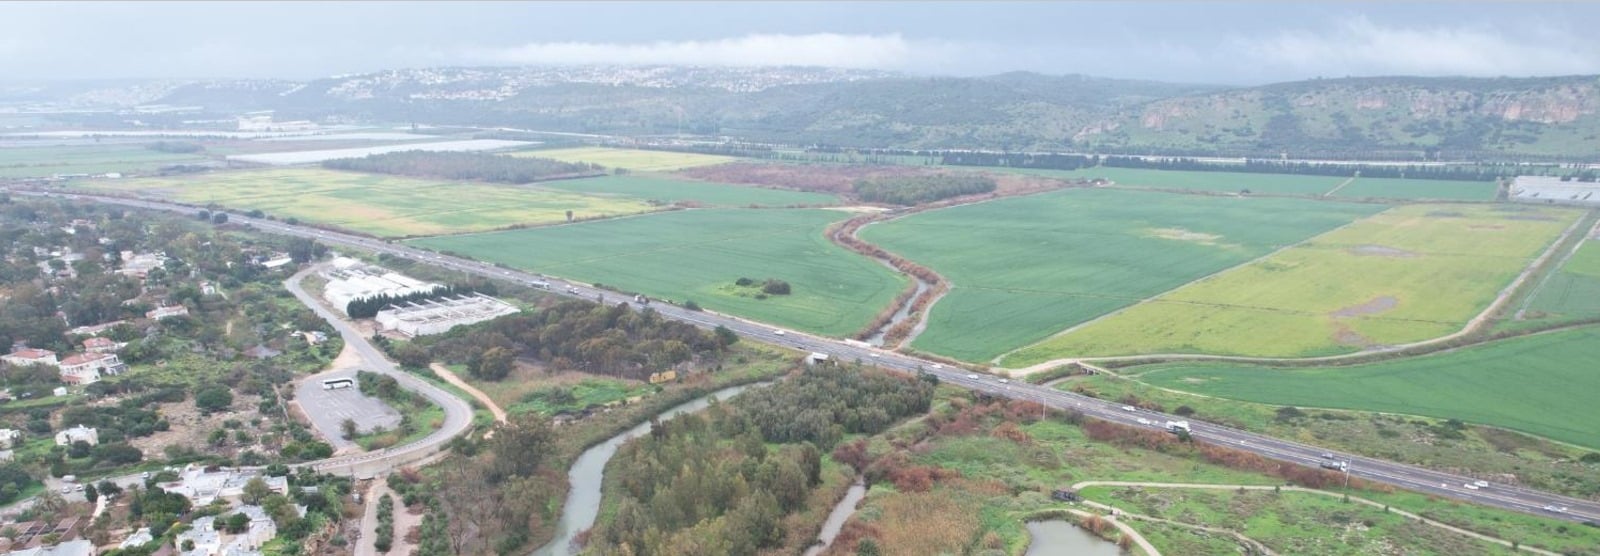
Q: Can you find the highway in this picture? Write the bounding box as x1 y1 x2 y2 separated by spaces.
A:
21 189 1600 525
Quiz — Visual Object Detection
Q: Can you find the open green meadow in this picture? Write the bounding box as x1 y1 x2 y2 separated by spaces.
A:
411 208 905 336
0 144 210 178
1007 204 1578 361
534 174 838 207
994 166 1347 196
1131 325 1600 449
1523 238 1600 324
511 147 734 172
859 188 1382 361
74 168 656 237
1331 177 1499 201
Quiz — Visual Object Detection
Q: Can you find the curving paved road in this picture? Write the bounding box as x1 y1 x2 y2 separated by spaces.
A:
21 189 1600 525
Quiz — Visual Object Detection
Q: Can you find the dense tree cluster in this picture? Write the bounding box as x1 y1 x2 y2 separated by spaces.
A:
852 174 997 205
590 365 932 555
940 152 1095 170
322 151 601 183
415 300 726 381
145 141 204 154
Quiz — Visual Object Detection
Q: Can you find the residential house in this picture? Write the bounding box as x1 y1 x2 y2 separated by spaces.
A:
146 305 190 320
57 352 125 384
66 320 127 337
119 528 154 550
2 349 59 369
0 429 22 449
116 251 168 279
175 516 221 556
161 464 290 507
81 337 120 354
54 425 98 447
3 539 94 556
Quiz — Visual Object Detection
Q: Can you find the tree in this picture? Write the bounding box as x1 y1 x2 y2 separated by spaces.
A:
714 325 739 347
341 419 358 441
211 212 229 225
242 476 273 505
225 512 250 533
96 480 121 499
1174 405 1195 416
684 300 701 311
472 347 515 381
487 413 555 481
194 386 233 413
83 484 97 504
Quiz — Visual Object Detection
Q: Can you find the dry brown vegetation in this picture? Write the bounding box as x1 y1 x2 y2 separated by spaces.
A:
679 162 1072 198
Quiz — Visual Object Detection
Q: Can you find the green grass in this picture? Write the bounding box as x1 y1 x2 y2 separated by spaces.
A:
859 188 1382 361
509 379 658 415
535 175 838 207
74 168 657 237
0 144 210 177
1332 177 1500 201
1523 239 1600 324
512 147 735 172
1012 204 1579 360
1079 486 1518 555
356 404 444 451
412 208 905 336
992 166 1347 196
1132 325 1600 449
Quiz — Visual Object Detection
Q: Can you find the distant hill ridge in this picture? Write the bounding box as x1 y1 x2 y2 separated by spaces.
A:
14 66 1600 159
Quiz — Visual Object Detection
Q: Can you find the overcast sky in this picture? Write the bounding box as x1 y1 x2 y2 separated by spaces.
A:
4 1 1599 85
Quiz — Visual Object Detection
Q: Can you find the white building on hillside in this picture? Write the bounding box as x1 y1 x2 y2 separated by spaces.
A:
54 425 98 447
2 348 59 368
321 265 441 314
375 294 519 336
57 352 126 384
176 516 222 556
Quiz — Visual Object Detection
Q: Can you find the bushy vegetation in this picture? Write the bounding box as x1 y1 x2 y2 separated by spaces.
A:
145 141 205 154
852 174 997 205
374 494 394 553
588 365 934 555
412 299 730 382
323 151 599 183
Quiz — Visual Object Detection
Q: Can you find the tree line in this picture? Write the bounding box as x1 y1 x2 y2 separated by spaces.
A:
589 365 934 555
853 174 997 205
345 283 480 319
323 151 602 184
1100 156 1504 181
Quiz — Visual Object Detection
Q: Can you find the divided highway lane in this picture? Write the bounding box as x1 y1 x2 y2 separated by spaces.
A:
27 190 1600 524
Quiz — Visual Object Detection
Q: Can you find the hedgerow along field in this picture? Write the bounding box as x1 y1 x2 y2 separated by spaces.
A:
75 168 657 237
532 175 839 207
0 144 211 178
510 147 735 172
992 166 1346 196
411 208 905 336
858 188 1384 362
1006 204 1580 362
1128 325 1600 449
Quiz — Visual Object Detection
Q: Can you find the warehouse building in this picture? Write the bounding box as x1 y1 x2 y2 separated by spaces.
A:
321 264 442 315
1509 176 1600 207
375 294 519 337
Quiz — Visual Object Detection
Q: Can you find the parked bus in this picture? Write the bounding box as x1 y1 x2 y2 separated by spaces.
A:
322 378 355 390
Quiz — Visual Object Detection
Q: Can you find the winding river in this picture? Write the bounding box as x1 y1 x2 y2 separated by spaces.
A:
532 383 762 556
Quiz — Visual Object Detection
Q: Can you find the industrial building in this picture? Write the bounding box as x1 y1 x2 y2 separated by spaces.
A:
375 294 519 336
321 263 443 315
1509 176 1600 207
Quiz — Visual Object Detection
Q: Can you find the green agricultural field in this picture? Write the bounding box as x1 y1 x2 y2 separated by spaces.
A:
1008 204 1579 361
412 208 904 336
1132 325 1600 449
0 144 210 178
1522 238 1600 324
512 147 734 172
992 166 1346 196
75 168 656 237
534 174 838 207
1330 177 1499 201
860 188 1382 361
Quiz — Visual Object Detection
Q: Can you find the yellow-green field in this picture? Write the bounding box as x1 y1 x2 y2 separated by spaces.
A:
1003 204 1580 362
76 168 656 237
511 147 734 172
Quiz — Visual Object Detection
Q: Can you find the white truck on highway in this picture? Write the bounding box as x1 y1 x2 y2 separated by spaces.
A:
1164 420 1190 434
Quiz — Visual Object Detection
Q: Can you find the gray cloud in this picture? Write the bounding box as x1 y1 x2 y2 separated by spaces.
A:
1230 17 1600 78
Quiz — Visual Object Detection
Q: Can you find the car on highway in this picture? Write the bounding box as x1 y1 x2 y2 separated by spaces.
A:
1473 480 1489 488
967 374 979 380
1463 483 1479 490
997 378 1009 384
1121 405 1137 412
773 329 785 336
1320 452 1335 459
869 353 880 358
930 363 942 369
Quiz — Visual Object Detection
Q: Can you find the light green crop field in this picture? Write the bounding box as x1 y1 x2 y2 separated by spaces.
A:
1008 204 1578 362
534 175 838 207
994 166 1347 196
859 188 1383 361
74 168 656 237
1331 177 1499 201
411 208 905 336
1131 325 1600 449
511 147 735 172
1524 238 1600 324
0 144 209 178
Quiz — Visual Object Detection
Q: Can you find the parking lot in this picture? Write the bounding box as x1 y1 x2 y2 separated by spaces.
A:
294 370 403 449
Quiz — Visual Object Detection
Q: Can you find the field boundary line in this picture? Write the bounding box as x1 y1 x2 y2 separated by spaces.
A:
1007 205 1593 372
995 208 1386 368
1071 481 1561 556
1513 215 1600 320
1322 176 1358 197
